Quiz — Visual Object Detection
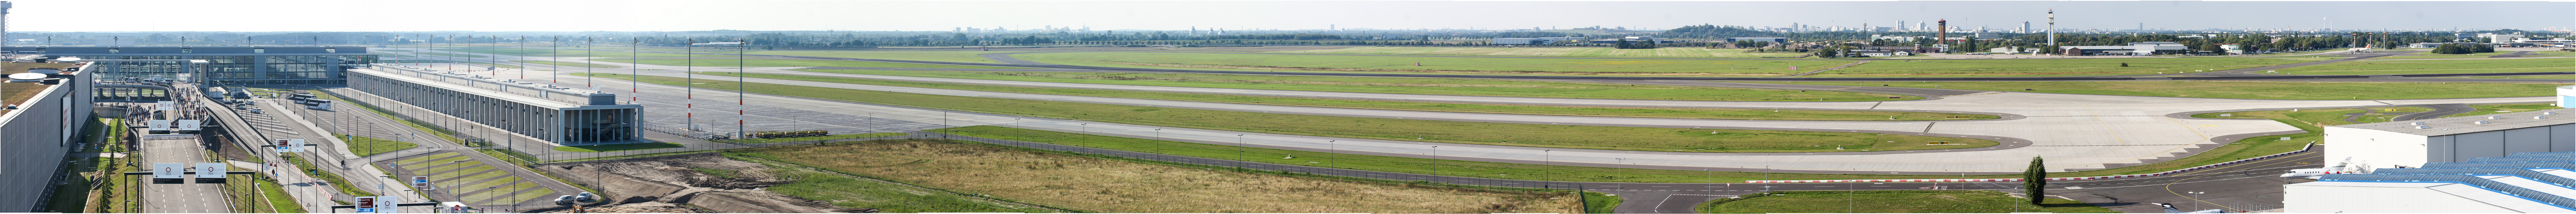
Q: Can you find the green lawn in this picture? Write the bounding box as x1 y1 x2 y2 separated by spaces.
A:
789 69 1912 101
1204 46 1811 58
2443 103 2566 118
591 58 1030 69
745 51 1022 63
1696 190 2114 213
344 136 419 157
1808 57 2338 77
511 60 622 68
592 74 1996 153
1013 52 1846 75
1738 80 2562 100
416 52 489 58
553 142 687 152
1585 191 1622 214
712 71 1979 120
436 48 731 58
2375 51 2515 59
765 171 1060 213
256 177 308 213
2273 58 2575 75
2439 74 2573 79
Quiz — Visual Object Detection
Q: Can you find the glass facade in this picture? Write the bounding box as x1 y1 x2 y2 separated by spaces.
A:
17 46 377 85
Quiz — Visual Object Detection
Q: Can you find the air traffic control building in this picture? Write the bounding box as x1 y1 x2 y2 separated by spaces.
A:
342 63 641 145
0 62 96 212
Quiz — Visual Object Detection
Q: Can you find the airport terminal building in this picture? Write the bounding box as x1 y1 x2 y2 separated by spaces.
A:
340 63 642 145
2 46 378 85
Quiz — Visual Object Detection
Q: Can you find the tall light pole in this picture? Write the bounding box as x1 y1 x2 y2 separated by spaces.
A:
1432 146 1443 184
517 36 527 80
2188 191 2206 211
1234 134 1247 171
1614 158 1628 195
1543 150 1553 189
735 38 747 139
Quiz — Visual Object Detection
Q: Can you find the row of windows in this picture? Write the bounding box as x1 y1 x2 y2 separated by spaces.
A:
63 54 376 80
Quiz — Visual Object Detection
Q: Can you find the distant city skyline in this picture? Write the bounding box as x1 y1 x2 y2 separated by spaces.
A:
6 0 2570 33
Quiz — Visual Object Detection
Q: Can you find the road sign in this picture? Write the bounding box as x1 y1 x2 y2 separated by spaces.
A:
374 196 400 213
289 139 309 152
411 176 432 190
194 163 227 178
274 140 293 153
354 196 379 213
151 163 184 179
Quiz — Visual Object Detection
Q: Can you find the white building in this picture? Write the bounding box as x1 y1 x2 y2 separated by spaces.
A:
2322 110 2575 171
2560 85 2574 107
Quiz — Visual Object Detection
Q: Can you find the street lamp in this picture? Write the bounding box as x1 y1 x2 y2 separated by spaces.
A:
1543 150 1553 189
1432 146 1443 184
1614 158 1628 196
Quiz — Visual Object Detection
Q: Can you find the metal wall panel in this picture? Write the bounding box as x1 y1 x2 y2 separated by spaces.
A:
2451 131 2508 164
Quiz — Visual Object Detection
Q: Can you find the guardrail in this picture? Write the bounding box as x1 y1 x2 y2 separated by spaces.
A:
1748 144 2320 183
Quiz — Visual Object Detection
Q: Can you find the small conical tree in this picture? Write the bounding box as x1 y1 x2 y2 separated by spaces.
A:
2025 156 2049 205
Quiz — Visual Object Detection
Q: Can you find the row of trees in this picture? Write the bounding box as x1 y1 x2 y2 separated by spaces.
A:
2429 43 2498 54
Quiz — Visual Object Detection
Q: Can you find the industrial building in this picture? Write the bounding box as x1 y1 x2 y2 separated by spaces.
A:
1490 37 1583 45
342 64 642 145
2461 33 2527 42
1726 37 1787 43
2286 151 2576 213
2056 42 2191 56
1 46 379 85
1972 32 2000 40
2322 110 2574 170
0 61 96 212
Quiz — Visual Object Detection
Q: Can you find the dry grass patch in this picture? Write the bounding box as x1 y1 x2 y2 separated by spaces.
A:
735 140 1582 213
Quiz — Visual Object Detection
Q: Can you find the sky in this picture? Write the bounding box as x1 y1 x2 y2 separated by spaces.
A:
6 0 2570 33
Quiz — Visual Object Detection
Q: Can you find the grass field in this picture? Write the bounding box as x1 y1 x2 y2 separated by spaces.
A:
2274 58 2575 75
721 71 1979 120
722 132 911 143
933 125 2013 183
727 152 1061 213
591 74 1995 152
1196 46 1812 58
1738 80 2562 100
1807 57 2338 77
416 52 489 58
591 58 1030 69
553 142 686 152
436 48 730 58
345 136 419 157
2443 103 2566 118
731 139 1584 213
745 51 1022 63
2375 51 2516 59
511 60 622 68
1013 52 1846 75
2439 74 2573 79
790 69 1911 101
1696 190 2114 213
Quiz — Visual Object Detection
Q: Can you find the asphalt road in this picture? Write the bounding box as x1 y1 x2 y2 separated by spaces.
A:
137 135 229 214
2393 104 2475 122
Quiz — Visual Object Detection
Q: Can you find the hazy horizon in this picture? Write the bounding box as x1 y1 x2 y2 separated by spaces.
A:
6 0 2570 33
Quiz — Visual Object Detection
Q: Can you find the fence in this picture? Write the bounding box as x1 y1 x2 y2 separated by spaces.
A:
1747 144 2321 183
